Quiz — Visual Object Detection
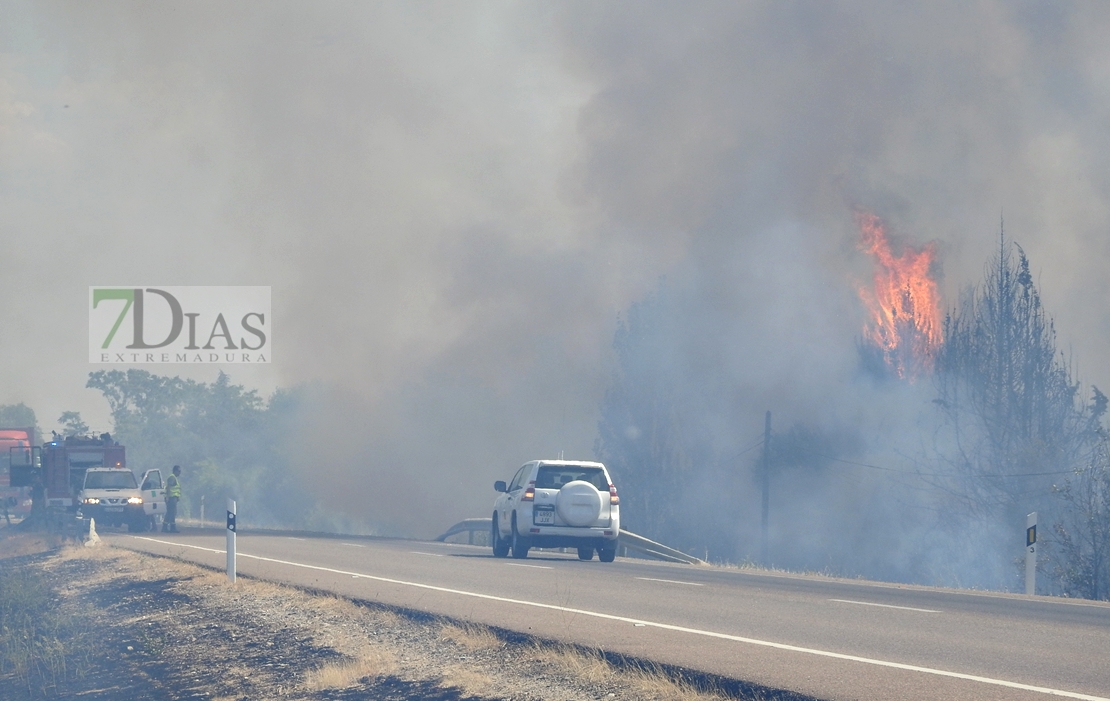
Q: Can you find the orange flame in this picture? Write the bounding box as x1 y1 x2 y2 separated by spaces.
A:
856 212 942 379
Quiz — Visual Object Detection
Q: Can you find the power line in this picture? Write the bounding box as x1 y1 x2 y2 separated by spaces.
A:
718 434 765 464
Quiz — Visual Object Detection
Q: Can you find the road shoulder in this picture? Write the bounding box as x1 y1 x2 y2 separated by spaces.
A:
1 537 791 700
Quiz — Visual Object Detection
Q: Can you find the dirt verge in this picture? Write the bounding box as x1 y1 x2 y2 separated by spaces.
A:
1 530 811 700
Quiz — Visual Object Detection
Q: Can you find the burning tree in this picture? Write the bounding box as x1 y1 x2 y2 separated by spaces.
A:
856 212 943 380
853 218 1110 595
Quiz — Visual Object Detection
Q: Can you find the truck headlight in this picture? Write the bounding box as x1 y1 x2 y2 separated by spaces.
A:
127 497 143 505
83 497 100 505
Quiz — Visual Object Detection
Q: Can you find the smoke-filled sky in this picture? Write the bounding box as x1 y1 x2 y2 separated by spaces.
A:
3 2 1110 536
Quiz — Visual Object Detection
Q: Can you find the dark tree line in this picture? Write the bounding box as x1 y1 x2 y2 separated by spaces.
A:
929 234 1108 595
0 403 38 434
934 235 1104 517
85 369 314 528
1051 433 1110 600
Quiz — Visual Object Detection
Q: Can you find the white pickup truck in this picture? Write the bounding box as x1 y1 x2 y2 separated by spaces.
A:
77 467 166 532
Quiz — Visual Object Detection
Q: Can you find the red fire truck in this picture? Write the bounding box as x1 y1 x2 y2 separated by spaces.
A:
1 427 36 519
11 433 166 532
38 434 127 509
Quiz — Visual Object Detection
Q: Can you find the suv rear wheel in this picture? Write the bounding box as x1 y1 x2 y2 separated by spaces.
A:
598 546 616 563
577 547 594 561
491 513 510 558
510 515 530 559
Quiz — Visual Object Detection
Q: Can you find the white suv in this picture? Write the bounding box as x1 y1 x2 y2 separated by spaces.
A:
492 460 620 562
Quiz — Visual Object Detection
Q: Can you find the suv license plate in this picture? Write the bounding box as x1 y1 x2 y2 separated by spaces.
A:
534 509 554 525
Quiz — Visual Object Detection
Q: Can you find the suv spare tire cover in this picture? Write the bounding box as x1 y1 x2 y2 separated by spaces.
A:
556 481 603 527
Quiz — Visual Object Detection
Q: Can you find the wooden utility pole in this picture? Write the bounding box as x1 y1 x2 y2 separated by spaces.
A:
761 410 771 566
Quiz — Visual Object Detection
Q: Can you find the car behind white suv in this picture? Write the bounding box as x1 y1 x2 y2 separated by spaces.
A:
492 460 620 562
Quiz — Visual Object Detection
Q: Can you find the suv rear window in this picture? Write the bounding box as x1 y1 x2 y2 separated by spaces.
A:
84 471 137 489
535 466 607 491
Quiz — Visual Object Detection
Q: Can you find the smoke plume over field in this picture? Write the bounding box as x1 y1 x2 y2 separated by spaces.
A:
3 2 1110 585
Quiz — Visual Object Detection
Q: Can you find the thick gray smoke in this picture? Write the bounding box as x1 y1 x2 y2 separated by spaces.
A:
3 3 1110 573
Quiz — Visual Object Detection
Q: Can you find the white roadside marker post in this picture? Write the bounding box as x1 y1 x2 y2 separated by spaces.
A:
227 498 237 584
1025 511 1037 595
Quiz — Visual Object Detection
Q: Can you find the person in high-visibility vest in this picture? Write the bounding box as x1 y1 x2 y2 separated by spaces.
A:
163 465 182 533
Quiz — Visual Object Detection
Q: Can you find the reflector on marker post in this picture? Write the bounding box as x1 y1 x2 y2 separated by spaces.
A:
227 498 237 584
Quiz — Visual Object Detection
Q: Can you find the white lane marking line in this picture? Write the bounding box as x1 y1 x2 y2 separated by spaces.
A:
340 543 365 548
286 537 306 541
128 537 1108 701
505 563 552 570
637 577 703 586
409 551 444 557
830 599 940 614
725 568 1110 611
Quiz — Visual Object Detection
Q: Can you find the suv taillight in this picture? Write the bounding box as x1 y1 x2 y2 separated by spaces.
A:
609 485 619 505
522 487 535 502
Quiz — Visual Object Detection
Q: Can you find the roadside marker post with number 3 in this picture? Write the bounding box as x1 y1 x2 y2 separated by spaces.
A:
1025 511 1037 596
227 499 237 584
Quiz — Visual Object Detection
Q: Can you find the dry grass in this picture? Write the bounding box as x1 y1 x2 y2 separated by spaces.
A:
627 671 733 701
543 643 735 701
0 529 62 559
546 644 614 685
433 624 503 698
436 623 736 700
237 577 293 597
308 591 402 629
439 621 503 651
51 544 401 694
54 542 115 562
53 543 217 593
302 645 395 691
438 664 500 698
50 544 135 593
58 550 401 692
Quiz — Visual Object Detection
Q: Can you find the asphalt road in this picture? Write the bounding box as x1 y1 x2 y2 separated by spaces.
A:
112 531 1110 701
